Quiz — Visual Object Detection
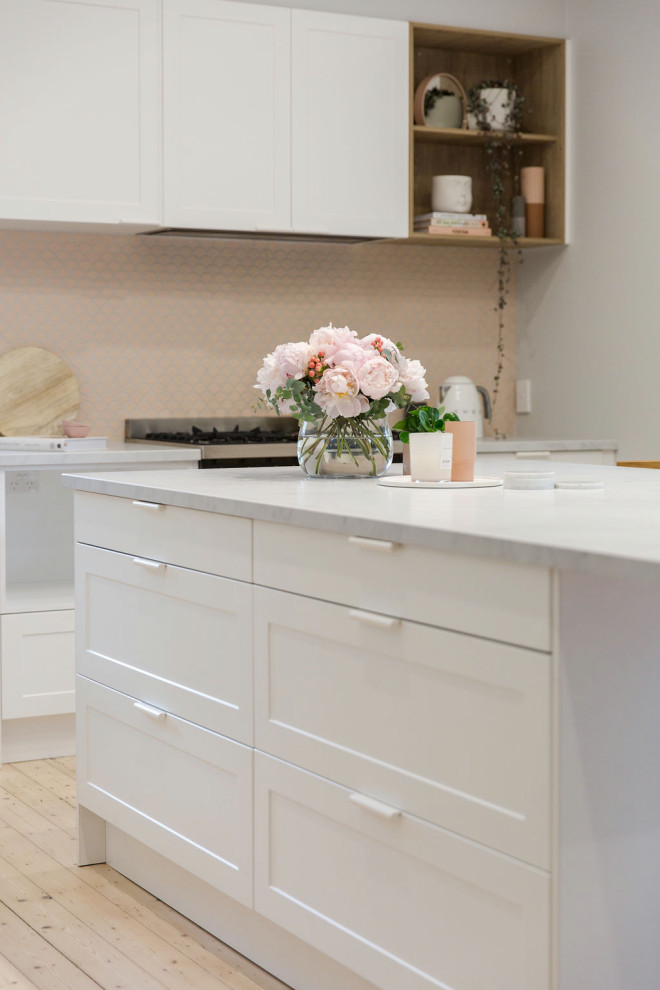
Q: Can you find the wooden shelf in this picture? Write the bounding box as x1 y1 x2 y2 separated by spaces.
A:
413 125 558 146
410 23 566 246
388 235 563 248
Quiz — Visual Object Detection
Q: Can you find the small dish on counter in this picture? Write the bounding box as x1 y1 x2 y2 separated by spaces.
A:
62 420 90 438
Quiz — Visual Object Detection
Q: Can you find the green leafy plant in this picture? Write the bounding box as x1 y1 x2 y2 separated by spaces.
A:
393 405 459 444
467 79 528 434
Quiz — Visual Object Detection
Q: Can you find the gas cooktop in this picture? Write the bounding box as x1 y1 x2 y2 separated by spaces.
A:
125 416 300 465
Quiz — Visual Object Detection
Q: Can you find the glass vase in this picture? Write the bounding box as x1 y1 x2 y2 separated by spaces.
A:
297 416 393 479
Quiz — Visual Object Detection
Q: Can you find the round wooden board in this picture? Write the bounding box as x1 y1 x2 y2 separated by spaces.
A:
0 347 80 436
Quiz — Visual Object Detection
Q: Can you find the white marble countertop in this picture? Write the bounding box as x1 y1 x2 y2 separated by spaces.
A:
0 441 200 469
62 454 660 582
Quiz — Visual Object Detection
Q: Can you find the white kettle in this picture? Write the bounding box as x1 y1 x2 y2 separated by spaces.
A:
439 376 492 438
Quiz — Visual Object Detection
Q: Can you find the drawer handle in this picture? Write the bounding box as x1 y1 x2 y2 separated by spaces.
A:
132 557 166 572
132 500 165 510
133 701 167 720
348 609 400 630
515 451 551 459
348 535 398 553
349 792 401 820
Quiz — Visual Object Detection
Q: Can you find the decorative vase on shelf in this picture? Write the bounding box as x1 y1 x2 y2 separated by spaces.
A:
297 416 393 479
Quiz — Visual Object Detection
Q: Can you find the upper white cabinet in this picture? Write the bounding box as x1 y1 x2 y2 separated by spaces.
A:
291 10 408 238
163 1 409 238
0 0 162 229
163 0 291 232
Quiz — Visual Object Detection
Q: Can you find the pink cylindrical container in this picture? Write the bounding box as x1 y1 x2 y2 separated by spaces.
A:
445 420 477 482
520 167 545 237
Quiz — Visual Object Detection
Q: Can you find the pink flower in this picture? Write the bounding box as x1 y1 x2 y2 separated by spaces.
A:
275 341 313 381
315 365 369 418
398 357 430 402
330 340 370 370
309 324 359 363
255 351 288 394
360 333 403 366
358 355 400 400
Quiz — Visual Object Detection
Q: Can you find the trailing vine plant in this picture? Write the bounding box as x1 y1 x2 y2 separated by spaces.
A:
467 80 526 435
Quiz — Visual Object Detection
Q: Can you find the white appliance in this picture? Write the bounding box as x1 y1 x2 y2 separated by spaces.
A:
439 376 492 438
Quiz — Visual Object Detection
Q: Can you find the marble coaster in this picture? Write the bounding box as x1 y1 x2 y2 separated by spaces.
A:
378 476 503 490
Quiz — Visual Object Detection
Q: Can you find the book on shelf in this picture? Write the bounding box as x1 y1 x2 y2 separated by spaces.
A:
0 436 108 451
416 225 493 237
413 212 488 226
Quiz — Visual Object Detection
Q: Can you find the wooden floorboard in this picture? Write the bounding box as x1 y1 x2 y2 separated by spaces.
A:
0 758 292 990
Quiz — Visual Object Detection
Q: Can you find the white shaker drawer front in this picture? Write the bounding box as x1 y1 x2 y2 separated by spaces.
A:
74 491 251 581
76 544 252 743
253 521 551 650
254 754 550 990
254 587 551 869
77 676 253 906
1 610 75 718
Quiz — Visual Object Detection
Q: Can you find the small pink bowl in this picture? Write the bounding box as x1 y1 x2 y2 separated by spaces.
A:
62 420 90 438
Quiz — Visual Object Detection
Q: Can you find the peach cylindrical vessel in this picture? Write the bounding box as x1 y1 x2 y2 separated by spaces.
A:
520 166 545 203
445 420 477 482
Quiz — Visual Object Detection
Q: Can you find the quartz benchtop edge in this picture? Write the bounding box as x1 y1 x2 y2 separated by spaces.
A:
0 442 200 468
63 460 660 584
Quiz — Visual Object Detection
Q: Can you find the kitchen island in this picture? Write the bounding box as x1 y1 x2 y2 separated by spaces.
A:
64 458 660 990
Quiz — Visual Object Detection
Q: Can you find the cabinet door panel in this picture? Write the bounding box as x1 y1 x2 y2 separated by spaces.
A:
78 676 253 905
74 491 252 582
1 610 75 718
255 753 550 990
254 520 551 650
254 587 551 868
0 0 161 225
291 11 408 237
163 0 291 231
76 544 253 743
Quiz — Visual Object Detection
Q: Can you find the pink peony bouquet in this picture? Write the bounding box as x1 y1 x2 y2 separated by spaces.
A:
255 324 430 477
255 323 429 422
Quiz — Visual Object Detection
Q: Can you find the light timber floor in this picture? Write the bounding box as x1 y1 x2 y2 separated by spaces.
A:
0 757 291 990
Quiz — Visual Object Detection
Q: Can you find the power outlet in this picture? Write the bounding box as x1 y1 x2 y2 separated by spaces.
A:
7 471 39 495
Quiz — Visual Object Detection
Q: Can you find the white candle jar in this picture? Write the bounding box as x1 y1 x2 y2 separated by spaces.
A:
409 432 453 482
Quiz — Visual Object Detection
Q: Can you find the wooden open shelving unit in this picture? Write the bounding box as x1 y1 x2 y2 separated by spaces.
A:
406 23 566 248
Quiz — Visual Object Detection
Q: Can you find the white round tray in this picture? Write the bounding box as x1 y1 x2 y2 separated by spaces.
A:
378 476 503 490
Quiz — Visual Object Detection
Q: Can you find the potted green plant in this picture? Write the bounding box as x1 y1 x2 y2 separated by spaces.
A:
393 406 459 477
466 80 523 132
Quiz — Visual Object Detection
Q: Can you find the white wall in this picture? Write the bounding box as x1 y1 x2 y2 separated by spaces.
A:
517 0 660 458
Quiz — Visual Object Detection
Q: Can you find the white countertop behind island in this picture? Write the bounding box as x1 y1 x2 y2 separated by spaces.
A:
0 441 200 469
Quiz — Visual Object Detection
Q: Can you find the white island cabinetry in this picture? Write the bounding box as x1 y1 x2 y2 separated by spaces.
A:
69 460 660 990
75 489 552 990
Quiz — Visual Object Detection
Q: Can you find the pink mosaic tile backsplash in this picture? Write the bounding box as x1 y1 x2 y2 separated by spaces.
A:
0 231 516 439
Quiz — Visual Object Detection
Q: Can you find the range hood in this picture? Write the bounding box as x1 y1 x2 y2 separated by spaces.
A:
141 227 378 244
